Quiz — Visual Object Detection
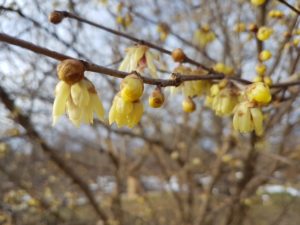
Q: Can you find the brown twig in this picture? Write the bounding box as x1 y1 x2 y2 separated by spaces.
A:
277 0 300 14
54 10 211 71
2 32 300 90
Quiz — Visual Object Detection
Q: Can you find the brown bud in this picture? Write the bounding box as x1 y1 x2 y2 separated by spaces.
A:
149 87 165 108
57 59 85 84
248 23 258 33
49 11 64 24
172 48 186 62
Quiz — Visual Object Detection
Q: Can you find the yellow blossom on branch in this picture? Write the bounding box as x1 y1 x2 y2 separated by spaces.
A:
52 59 105 126
233 101 264 136
119 45 159 78
109 93 143 128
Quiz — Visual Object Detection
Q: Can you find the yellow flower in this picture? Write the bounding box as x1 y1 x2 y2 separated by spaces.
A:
120 74 144 102
119 45 158 78
259 50 272 61
213 63 234 76
210 85 239 116
268 10 284 19
52 79 105 126
170 66 208 97
251 0 266 6
233 101 264 136
109 93 143 128
182 97 196 113
193 25 216 48
257 27 273 41
246 82 272 104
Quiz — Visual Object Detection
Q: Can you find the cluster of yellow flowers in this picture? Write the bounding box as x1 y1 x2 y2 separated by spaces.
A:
205 80 239 117
52 40 274 136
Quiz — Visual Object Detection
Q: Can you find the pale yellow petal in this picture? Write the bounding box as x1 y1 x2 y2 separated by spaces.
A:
250 108 264 136
66 97 83 126
109 99 117 125
52 81 70 125
91 94 105 121
119 54 131 72
128 101 143 128
70 81 90 107
145 52 157 78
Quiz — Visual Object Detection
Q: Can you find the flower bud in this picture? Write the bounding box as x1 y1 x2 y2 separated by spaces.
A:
57 59 85 85
255 63 267 76
182 97 196 113
172 48 186 62
149 87 165 108
120 74 144 102
49 11 64 24
257 27 273 41
259 50 272 61
263 76 273 86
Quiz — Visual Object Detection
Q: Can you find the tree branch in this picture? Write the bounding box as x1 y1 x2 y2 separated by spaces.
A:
1 32 300 89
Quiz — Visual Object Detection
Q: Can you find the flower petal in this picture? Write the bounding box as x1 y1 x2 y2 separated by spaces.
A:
52 81 70 125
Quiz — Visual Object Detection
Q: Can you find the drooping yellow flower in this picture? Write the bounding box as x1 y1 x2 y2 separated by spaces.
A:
120 74 144 102
206 81 239 116
251 0 266 6
233 101 264 136
213 63 234 76
109 93 143 128
246 82 272 105
210 84 240 116
119 45 158 78
193 25 216 48
257 27 273 41
52 79 105 126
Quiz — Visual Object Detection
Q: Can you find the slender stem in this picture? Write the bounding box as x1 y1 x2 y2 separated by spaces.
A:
277 0 300 14
54 10 212 71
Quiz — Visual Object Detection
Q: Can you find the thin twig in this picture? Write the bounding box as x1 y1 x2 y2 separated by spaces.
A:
2 32 300 89
277 0 300 14
53 10 212 71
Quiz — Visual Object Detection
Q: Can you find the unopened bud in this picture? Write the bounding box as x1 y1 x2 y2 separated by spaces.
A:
49 11 64 24
57 59 85 84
